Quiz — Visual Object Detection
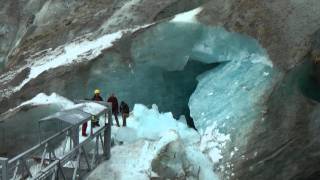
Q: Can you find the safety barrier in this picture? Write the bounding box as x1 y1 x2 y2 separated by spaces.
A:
0 101 112 180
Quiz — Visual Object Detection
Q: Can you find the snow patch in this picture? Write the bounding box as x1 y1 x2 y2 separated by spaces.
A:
5 93 107 117
171 7 202 23
72 102 106 115
18 93 75 109
200 125 230 163
8 24 152 93
15 31 123 91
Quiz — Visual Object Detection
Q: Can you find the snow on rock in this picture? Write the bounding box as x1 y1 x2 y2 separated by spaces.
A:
15 31 123 91
171 7 203 23
17 92 75 110
5 92 107 117
0 24 152 98
73 102 107 115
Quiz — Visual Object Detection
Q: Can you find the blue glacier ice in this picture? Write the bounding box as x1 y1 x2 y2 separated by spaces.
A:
130 21 281 147
186 26 282 166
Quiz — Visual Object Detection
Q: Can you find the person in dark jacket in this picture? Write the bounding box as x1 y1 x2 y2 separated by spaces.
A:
120 101 129 127
107 93 120 127
82 89 103 136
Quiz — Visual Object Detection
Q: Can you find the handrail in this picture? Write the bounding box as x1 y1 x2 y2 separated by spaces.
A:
0 102 113 180
9 125 71 165
31 125 107 179
9 108 108 165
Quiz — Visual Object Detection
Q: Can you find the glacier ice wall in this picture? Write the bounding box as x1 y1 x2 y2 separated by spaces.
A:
187 26 282 177
190 60 278 143
188 26 277 136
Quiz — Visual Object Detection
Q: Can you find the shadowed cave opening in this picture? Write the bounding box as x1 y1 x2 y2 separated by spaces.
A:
299 60 320 102
161 60 221 129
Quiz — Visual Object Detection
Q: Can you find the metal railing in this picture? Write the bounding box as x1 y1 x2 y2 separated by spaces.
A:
0 102 112 180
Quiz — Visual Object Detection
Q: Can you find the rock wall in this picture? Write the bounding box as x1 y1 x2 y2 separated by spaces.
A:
199 0 320 70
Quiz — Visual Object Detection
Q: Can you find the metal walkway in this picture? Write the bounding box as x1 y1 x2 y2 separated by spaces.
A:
0 101 112 180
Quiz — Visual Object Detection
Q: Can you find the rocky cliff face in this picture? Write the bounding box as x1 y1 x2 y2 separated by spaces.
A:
200 0 320 70
0 0 206 70
0 0 208 113
1 0 320 180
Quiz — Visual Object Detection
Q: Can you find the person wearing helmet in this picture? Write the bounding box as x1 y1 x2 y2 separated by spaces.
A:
92 89 103 101
107 93 120 127
82 89 103 136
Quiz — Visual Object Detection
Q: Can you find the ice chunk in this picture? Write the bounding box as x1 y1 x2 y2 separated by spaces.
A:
114 127 138 143
128 104 198 143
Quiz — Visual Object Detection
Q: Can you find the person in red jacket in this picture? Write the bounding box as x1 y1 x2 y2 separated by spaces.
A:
82 89 103 136
107 93 120 127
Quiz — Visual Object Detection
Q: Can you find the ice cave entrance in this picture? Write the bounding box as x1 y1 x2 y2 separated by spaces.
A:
61 23 274 134
0 22 275 157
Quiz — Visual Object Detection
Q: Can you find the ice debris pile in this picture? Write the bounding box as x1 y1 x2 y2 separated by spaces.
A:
88 104 227 180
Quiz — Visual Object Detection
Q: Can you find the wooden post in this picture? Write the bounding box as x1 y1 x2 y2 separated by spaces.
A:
0 157 8 180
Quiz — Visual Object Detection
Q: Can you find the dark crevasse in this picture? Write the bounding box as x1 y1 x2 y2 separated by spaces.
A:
299 60 320 102
162 60 221 128
300 29 320 102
